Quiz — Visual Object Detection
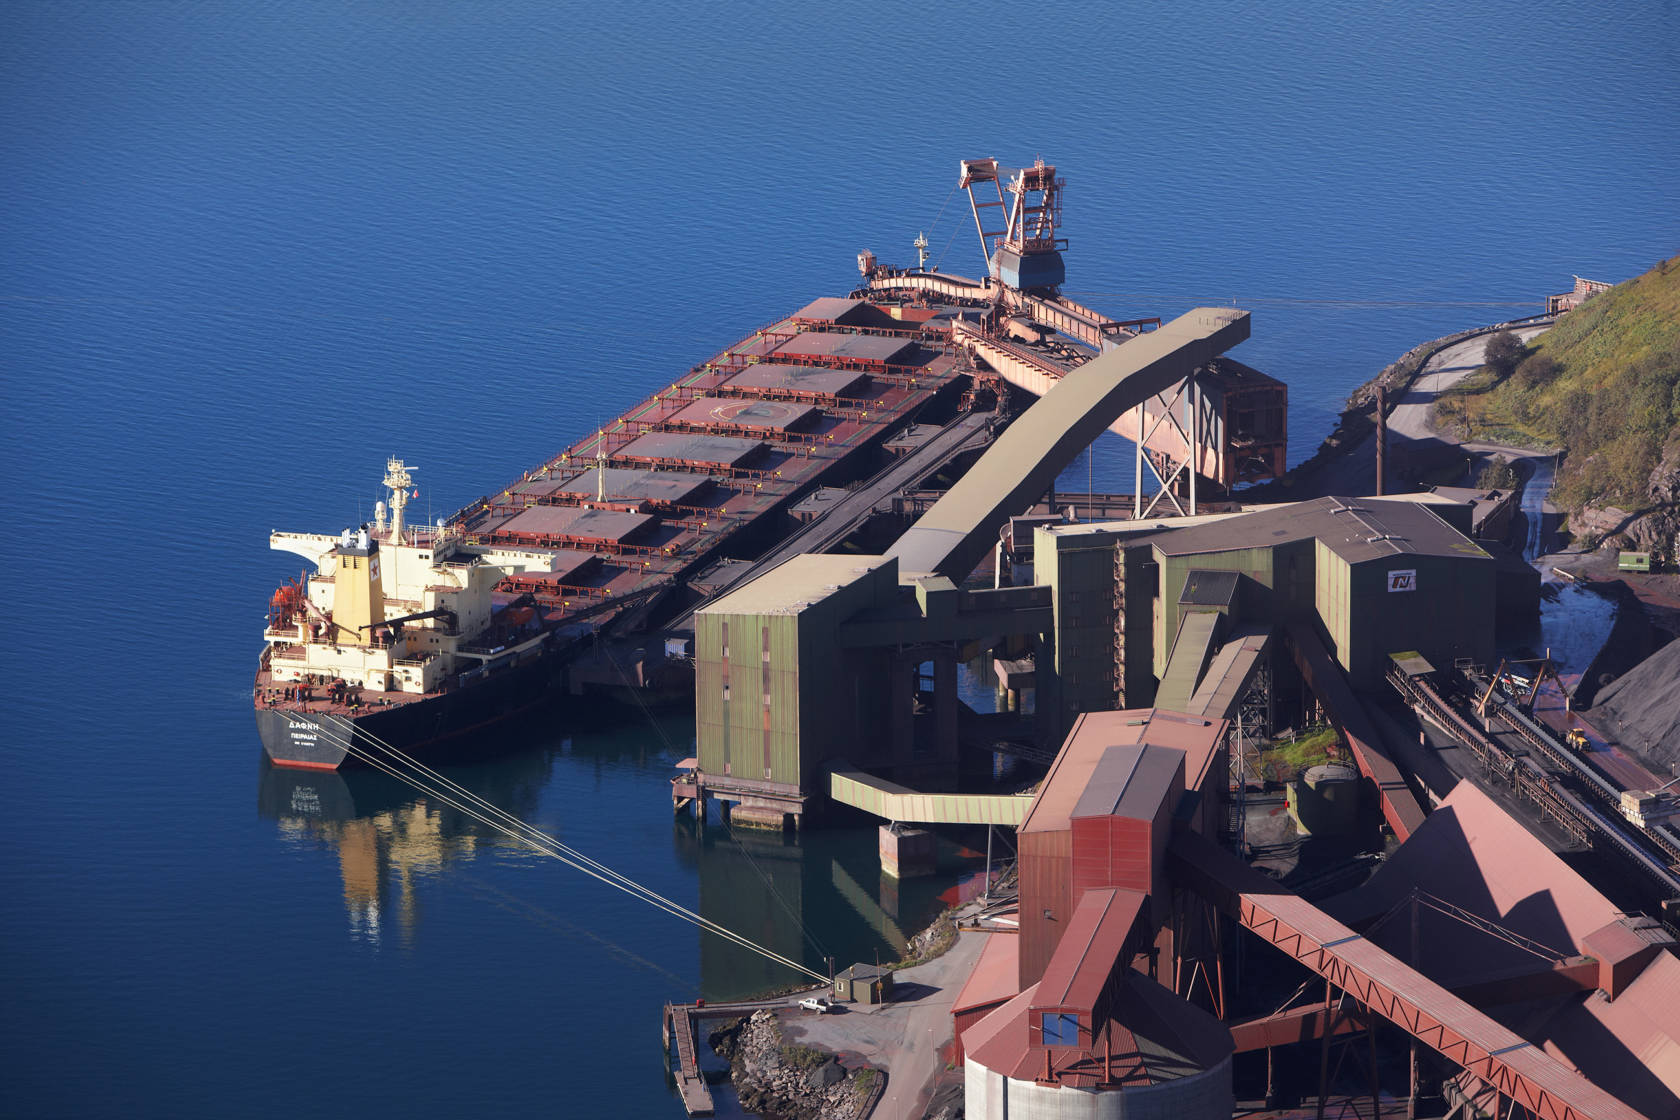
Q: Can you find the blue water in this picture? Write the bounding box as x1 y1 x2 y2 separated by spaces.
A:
4 1 1677 1114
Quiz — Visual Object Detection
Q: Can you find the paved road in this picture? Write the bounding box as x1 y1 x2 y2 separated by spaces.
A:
1301 325 1552 499
782 929 988 1120
1391 324 1553 440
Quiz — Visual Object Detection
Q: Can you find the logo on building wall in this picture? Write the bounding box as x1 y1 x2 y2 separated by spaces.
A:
1387 569 1417 592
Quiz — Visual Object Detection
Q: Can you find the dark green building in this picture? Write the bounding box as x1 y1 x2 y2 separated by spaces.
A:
1035 496 1497 745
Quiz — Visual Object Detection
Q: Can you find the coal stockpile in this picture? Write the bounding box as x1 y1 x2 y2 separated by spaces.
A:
1594 639 1680 775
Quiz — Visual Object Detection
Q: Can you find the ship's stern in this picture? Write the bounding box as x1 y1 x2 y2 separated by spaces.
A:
255 707 355 770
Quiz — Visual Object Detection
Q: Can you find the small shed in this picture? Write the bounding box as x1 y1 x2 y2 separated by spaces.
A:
834 963 894 1005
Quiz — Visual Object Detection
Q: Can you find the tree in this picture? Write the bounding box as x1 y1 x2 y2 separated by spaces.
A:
1476 455 1519 490
1482 330 1526 381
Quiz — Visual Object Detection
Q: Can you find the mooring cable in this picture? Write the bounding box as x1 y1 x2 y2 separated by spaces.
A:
597 643 836 964
288 714 828 981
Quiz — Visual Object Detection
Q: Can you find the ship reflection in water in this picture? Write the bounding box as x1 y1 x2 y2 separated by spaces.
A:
675 812 987 1003
256 752 550 946
258 726 984 999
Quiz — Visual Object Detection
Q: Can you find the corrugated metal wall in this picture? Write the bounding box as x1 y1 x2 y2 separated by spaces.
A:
1155 547 1273 680
1019 827 1072 987
794 569 898 785
1047 539 1121 741
1314 541 1352 674
1120 546 1159 708
693 611 800 782
1040 527 1133 748
694 613 728 774
695 561 900 794
1346 552 1495 687
1070 816 1153 898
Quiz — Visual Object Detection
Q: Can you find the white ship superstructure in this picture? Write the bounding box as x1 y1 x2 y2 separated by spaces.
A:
262 458 558 707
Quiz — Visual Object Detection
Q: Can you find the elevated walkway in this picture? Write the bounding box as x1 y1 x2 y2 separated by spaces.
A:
1170 830 1647 1120
886 307 1251 579
828 763 1036 826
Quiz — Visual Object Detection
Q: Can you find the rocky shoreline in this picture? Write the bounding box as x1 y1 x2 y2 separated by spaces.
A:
1273 314 1676 561
706 893 995 1120
1246 316 1550 502
710 1008 881 1120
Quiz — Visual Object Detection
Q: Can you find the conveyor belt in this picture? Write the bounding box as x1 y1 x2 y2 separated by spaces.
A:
887 307 1250 579
1394 668 1680 896
1288 624 1426 841
827 763 1036 825
668 411 996 630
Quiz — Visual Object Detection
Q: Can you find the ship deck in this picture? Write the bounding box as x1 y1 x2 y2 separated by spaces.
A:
452 304 963 607
258 299 969 724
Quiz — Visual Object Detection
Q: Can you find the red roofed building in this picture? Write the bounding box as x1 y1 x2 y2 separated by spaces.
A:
960 710 1236 1118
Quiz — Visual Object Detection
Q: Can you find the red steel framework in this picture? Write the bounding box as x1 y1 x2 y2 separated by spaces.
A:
960 156 1067 264
1172 830 1649 1120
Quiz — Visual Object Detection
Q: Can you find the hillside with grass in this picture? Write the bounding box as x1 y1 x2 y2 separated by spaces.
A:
1435 255 1680 552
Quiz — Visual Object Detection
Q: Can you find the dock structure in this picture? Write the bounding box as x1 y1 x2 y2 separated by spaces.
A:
663 1003 714 1117
662 158 1680 1119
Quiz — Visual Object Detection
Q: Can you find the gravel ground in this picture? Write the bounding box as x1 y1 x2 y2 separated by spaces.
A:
780 928 987 1120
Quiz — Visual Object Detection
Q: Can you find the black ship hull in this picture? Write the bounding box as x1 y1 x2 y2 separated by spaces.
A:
255 643 571 770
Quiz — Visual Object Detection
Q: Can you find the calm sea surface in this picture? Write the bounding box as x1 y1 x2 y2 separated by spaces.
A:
3 2 1677 1114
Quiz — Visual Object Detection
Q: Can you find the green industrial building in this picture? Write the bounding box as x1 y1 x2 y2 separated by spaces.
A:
1035 495 1497 747
692 553 1053 828
689 494 1495 829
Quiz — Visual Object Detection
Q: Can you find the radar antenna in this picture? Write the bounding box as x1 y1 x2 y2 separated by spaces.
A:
383 457 416 544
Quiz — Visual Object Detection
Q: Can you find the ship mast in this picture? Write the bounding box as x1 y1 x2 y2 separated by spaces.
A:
596 429 607 502
383 457 415 544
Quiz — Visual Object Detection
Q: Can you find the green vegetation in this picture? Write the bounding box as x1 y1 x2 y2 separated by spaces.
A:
1439 257 1680 511
1477 456 1520 490
1482 329 1527 381
1252 725 1342 784
779 1042 832 1071
888 909 957 969
850 1067 881 1111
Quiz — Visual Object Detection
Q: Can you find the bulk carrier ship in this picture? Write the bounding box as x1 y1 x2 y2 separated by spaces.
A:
253 158 1287 770
254 266 975 769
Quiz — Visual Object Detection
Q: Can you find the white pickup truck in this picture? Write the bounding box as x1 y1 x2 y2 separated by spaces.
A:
798 996 834 1013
